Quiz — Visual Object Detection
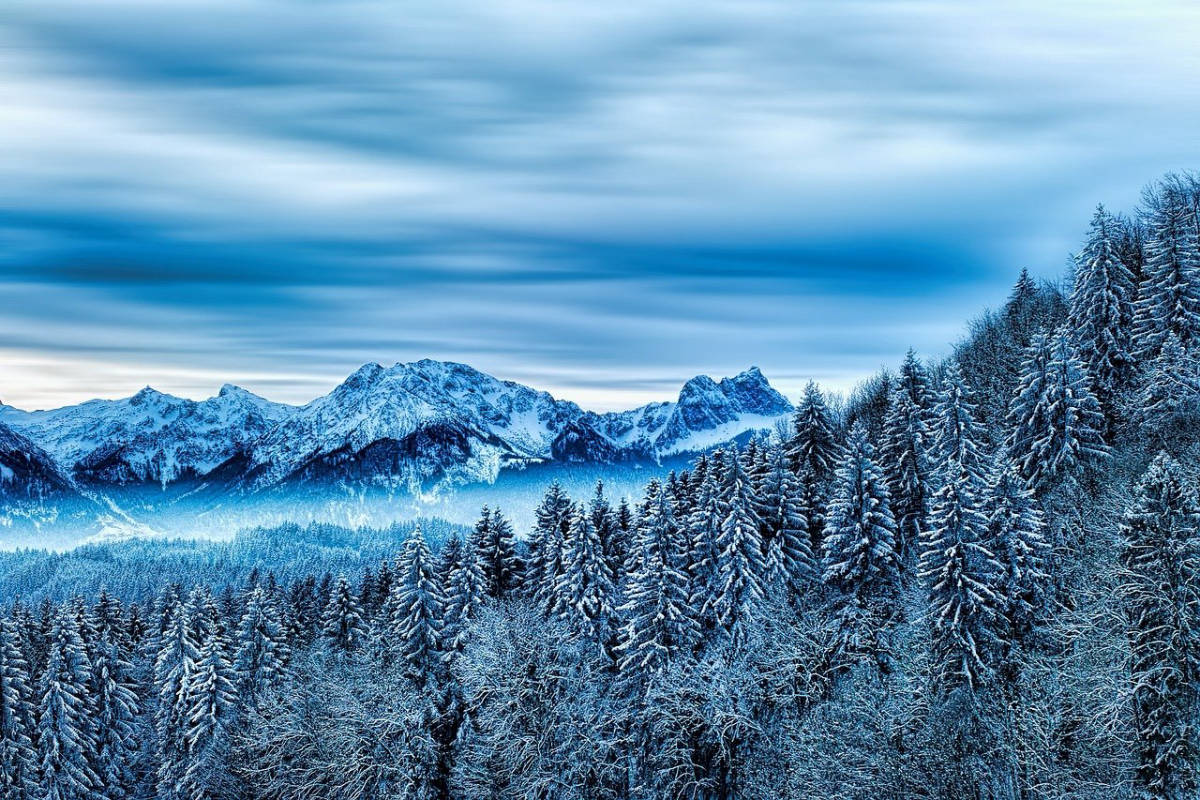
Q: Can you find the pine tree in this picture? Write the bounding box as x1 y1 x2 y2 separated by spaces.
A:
1007 330 1109 494
786 380 844 481
526 486 573 613
706 447 767 647
589 481 624 586
473 507 521 600
181 629 237 800
321 574 368 657
983 453 1049 644
233 585 290 704
1120 453 1200 800
821 422 900 606
880 353 934 563
153 593 198 800
38 609 100 800
89 595 140 800
389 524 446 681
557 504 615 645
0 616 36 800
442 534 489 654
686 454 725 631
755 442 816 595
1132 177 1200 361
616 481 698 678
922 367 1002 693
1138 330 1200 433
1069 205 1136 417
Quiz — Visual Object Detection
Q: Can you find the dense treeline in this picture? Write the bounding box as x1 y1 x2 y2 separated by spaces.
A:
2 173 1200 799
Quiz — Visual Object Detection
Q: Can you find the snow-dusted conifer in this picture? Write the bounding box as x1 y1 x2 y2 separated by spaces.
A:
983 453 1049 642
181 629 237 800
755 442 815 594
880 353 934 563
442 534 489 654
389 525 446 680
233 585 290 704
617 480 697 679
787 381 843 481
473 507 521 600
0 616 36 800
1132 178 1200 360
89 594 140 800
1120 453 1200 800
37 609 100 800
706 447 767 646
321 574 368 657
1007 330 1108 493
1069 205 1136 415
527 485 573 613
557 504 614 645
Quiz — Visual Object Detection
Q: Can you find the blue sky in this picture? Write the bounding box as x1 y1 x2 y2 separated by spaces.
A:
2 0 1199 411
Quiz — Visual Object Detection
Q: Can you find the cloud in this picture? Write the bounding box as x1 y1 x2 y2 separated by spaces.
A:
2 0 1199 410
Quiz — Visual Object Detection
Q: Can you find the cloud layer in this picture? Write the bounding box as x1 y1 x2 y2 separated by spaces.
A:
3 0 1199 410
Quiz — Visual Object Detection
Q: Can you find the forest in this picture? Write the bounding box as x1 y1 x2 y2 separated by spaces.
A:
1 172 1199 800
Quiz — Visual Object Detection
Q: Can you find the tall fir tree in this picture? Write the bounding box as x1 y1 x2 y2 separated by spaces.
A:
233 585 290 705
557 504 615 645
0 616 37 800
1120 453 1200 800
388 525 446 681
1069 204 1136 418
754 441 816 595
706 447 767 647
616 481 698 679
1006 330 1109 494
983 452 1050 646
526 485 574 614
320 574 368 658
153 594 197 800
922 365 1002 693
786 380 844 482
442 534 489 655
181 629 237 800
89 595 140 800
37 610 100 800
473 507 521 600
1132 177 1200 361
880 352 934 563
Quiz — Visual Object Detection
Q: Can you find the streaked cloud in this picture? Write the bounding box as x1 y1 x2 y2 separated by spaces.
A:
2 0 1199 410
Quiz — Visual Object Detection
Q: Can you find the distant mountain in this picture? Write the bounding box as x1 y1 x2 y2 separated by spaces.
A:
0 360 793 545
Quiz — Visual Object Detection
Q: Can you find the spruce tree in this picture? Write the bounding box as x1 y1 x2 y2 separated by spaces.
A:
983 453 1049 645
821 422 900 607
1007 330 1108 494
526 485 573 613
880 357 933 563
755 441 816 595
706 447 767 647
38 609 100 800
1132 177 1200 361
233 585 290 705
922 366 1002 693
153 594 197 800
321 574 368 657
442 533 489 654
89 597 140 800
181 629 237 800
616 481 698 678
1069 205 1136 417
473 507 521 600
1120 453 1200 800
0 616 36 800
389 525 446 681
786 380 844 481
557 504 615 645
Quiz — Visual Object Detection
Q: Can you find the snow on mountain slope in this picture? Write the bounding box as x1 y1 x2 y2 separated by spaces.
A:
0 384 296 486
239 360 586 490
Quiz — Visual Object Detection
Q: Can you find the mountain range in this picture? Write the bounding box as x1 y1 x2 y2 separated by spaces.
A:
0 360 792 546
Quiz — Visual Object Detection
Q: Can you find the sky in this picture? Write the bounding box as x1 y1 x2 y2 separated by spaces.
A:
2 0 1199 412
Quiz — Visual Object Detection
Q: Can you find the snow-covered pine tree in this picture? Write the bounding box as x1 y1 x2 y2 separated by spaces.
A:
1120 453 1200 800
589 481 624 586
1132 176 1200 361
616 480 698 679
153 592 198 800
389 524 446 682
1138 330 1200 435
89 594 140 800
181 628 237 800
1069 205 1136 418
821 421 900 607
921 365 1002 693
473 507 521 600
686 453 725 631
754 441 815 595
557 503 614 645
983 452 1050 646
233 585 290 705
38 608 100 800
786 380 844 482
0 616 36 800
705 447 767 647
880 352 934 563
1006 329 1108 494
321 574 368 658
526 485 573 614
442 533 489 655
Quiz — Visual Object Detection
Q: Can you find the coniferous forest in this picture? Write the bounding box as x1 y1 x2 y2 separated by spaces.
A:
3 172 1200 800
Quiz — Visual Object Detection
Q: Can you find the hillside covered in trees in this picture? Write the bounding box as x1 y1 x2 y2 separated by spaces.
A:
2 173 1200 800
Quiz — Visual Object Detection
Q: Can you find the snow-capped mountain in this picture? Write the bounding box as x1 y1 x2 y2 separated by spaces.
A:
0 360 793 543
0 384 296 487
